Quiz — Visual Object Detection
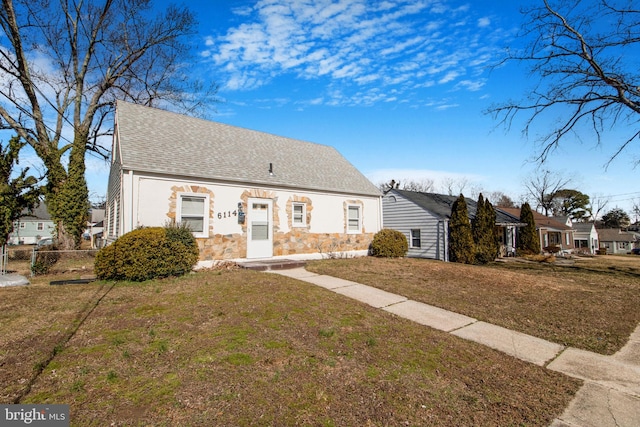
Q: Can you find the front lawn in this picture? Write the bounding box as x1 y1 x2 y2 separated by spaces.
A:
1 269 579 426
306 255 640 355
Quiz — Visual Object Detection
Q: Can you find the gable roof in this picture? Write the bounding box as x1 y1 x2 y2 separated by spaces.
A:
114 101 380 197
389 189 523 225
20 202 51 221
572 222 596 233
499 207 572 231
596 228 637 243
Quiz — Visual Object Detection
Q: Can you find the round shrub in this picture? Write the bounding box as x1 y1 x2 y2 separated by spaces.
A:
370 229 408 258
95 226 199 282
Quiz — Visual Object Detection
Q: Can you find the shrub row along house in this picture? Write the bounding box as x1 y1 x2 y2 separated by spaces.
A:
105 101 382 267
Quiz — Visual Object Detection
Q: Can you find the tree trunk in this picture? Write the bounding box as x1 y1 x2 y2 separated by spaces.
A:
45 133 89 250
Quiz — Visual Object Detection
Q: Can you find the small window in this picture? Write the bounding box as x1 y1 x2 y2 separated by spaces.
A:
37 222 44 231
20 223 26 229
410 229 421 248
347 205 361 233
292 203 306 227
179 194 208 237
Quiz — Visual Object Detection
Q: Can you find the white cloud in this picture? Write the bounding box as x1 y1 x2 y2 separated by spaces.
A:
455 79 486 91
206 0 508 103
478 17 491 27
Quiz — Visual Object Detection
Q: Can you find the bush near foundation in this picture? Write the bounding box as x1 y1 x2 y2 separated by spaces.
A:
95 225 199 282
370 229 408 258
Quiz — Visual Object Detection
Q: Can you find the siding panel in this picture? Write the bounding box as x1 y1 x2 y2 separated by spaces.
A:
383 194 447 260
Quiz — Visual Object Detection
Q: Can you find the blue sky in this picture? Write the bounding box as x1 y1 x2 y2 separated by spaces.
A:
86 0 639 217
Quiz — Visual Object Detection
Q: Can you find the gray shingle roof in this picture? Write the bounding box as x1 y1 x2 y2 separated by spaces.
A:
596 228 637 242
391 189 523 225
20 202 51 220
115 101 381 197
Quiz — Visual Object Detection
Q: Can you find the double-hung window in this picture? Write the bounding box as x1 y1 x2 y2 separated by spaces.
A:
347 205 361 233
410 229 421 248
179 194 208 237
292 203 306 227
37 222 44 231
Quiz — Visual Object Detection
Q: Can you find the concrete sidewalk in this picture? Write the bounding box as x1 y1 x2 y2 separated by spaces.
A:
271 267 640 427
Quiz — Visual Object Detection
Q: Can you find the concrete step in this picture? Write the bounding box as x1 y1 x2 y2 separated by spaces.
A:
239 259 307 271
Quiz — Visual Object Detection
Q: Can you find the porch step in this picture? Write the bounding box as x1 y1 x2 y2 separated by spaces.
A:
239 259 307 271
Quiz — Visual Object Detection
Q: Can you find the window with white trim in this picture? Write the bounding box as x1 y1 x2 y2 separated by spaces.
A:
37 222 44 231
347 205 361 233
410 229 421 248
20 222 26 229
292 203 306 227
178 194 209 237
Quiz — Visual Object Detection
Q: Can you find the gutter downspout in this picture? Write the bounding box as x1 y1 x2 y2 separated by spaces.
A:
128 170 134 233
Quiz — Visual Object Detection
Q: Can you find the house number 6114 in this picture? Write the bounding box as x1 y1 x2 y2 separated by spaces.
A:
217 210 238 219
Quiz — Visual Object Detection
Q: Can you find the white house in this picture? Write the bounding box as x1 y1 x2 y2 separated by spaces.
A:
597 228 637 254
571 222 599 254
105 101 382 266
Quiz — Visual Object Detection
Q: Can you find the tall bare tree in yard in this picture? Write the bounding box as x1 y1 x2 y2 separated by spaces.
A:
490 0 640 165
586 193 610 222
0 0 216 248
523 169 571 215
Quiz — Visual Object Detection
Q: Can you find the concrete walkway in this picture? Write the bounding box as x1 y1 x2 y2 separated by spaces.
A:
270 267 640 427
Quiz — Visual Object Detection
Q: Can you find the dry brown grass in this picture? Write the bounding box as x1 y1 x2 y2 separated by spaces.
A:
306 255 640 355
1 270 579 426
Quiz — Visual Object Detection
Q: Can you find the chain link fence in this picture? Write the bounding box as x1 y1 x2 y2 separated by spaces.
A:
1 245 98 277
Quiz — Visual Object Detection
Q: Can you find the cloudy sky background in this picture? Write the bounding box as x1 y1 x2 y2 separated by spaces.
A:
86 0 639 216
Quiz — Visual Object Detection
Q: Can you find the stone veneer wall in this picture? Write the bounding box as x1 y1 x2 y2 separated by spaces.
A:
168 186 374 260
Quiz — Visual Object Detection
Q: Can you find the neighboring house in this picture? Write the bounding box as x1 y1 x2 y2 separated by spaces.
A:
106 101 382 266
8 203 55 245
87 209 105 248
500 208 575 254
571 222 599 255
382 189 523 261
597 228 638 254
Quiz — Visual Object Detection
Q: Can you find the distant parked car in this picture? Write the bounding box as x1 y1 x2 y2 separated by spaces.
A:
632 248 640 255
36 237 54 248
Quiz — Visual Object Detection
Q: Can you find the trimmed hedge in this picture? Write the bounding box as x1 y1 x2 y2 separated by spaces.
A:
370 229 408 258
95 226 200 282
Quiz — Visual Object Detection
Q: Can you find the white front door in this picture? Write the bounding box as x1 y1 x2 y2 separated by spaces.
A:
246 198 273 259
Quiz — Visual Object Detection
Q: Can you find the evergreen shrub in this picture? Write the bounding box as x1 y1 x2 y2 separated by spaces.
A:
517 202 540 256
95 226 200 282
370 229 408 258
449 194 475 264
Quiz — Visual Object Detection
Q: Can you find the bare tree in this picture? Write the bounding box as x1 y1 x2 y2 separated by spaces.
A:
487 191 516 208
489 0 640 165
586 193 610 222
441 177 469 196
399 178 436 193
633 198 640 224
379 178 435 193
0 0 217 248
523 169 572 215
